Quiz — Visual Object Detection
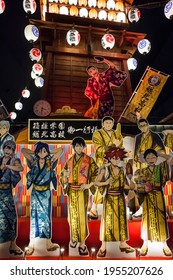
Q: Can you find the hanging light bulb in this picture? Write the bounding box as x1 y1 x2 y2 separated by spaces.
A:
23 0 37 14
116 11 126 22
69 0 77 4
10 112 17 120
79 7 88 17
22 89 30 98
137 39 151 55
29 48 42 62
88 0 96 8
127 57 138 71
15 101 23 111
59 6 68 15
101 33 115 50
164 0 173 20
0 0 5 14
107 0 116 10
128 7 141 23
66 28 80 46
98 10 107 20
34 77 44 88
32 63 43 76
24 24 39 43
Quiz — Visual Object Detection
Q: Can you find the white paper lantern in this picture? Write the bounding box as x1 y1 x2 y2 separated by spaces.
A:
35 77 44 88
127 57 138 71
101 33 115 50
59 6 68 15
15 101 23 111
10 112 17 120
0 0 5 14
32 63 43 76
137 39 151 55
107 0 116 10
22 89 30 98
116 11 126 22
23 0 37 14
69 0 77 4
164 0 173 19
66 29 80 46
31 70 38 79
24 24 39 42
79 7 88 17
98 10 107 20
88 0 96 8
29 48 42 62
128 7 140 23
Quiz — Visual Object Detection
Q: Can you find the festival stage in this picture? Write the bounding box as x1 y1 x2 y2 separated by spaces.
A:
1 217 173 260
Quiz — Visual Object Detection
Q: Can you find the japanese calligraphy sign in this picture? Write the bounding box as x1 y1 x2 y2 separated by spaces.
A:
121 66 170 123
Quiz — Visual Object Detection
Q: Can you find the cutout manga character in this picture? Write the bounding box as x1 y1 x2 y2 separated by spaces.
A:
21 142 63 255
60 137 98 256
0 120 15 157
0 140 23 255
84 56 127 119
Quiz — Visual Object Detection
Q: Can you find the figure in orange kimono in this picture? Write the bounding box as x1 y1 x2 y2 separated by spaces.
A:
84 56 127 119
88 116 123 219
134 148 172 256
95 145 135 258
60 137 98 256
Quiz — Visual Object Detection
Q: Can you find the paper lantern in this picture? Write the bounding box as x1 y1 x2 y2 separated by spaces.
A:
98 10 107 20
115 1 124 11
78 0 87 6
23 0 37 14
88 0 96 8
97 0 106 9
59 6 68 15
32 63 43 76
22 89 30 98
15 101 23 111
79 7 88 17
31 70 38 79
34 77 44 88
59 0 68 3
29 48 42 62
69 0 77 4
164 0 173 19
101 33 115 50
49 3 59 13
70 6 78 16
137 39 151 55
66 29 80 46
116 11 126 22
108 11 116 21
127 57 138 71
89 8 98 19
128 7 140 23
0 0 5 14
107 0 116 10
10 112 17 120
24 24 39 42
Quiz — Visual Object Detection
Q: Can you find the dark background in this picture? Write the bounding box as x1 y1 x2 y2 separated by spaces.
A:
0 0 173 125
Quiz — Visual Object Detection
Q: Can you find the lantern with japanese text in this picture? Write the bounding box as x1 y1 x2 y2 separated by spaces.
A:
15 101 23 111
98 10 107 20
101 33 115 50
127 57 138 71
23 0 37 14
79 7 88 17
128 7 140 23
107 0 116 10
32 63 43 76
10 112 17 120
24 24 39 42
29 48 42 62
66 29 80 46
164 0 173 19
34 77 44 88
0 0 5 14
137 39 151 54
22 89 30 98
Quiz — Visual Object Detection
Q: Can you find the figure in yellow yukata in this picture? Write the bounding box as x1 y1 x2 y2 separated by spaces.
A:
134 148 172 256
88 116 123 219
60 137 98 256
95 145 135 258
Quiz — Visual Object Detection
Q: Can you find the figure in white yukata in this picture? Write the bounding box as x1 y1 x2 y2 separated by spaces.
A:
21 142 63 255
0 120 14 157
0 140 23 255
